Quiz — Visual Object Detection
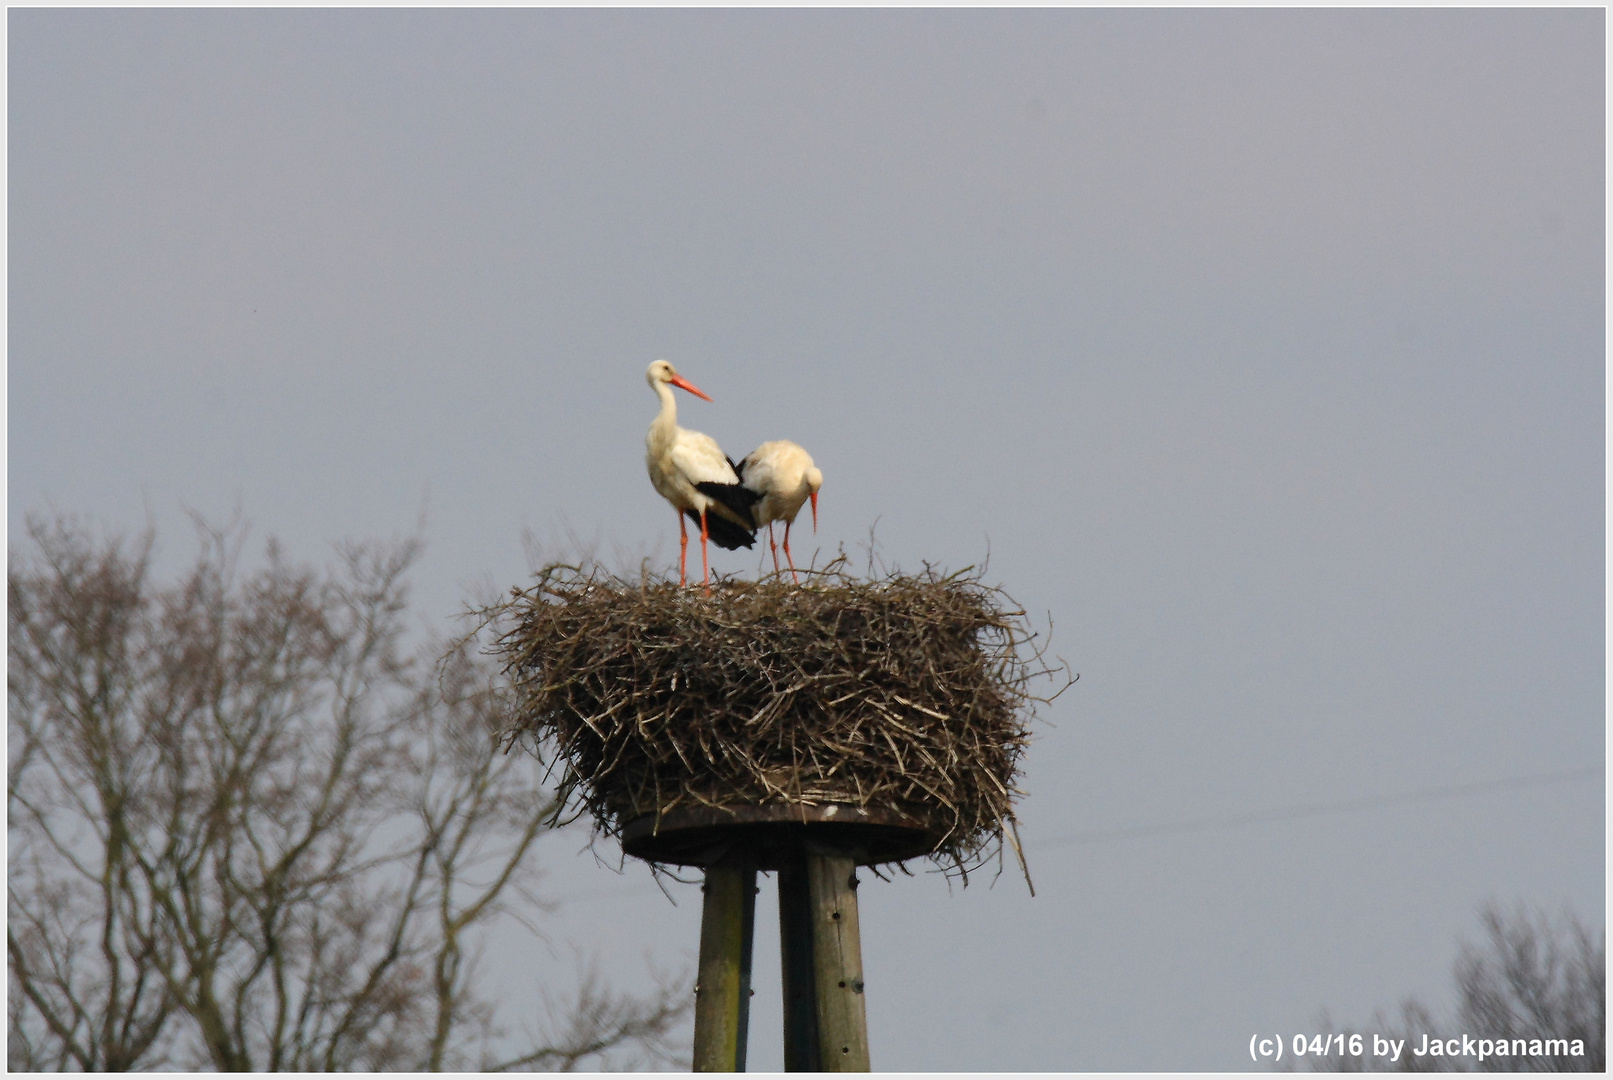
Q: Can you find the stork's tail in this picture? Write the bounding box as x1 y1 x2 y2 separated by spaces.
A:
689 481 762 550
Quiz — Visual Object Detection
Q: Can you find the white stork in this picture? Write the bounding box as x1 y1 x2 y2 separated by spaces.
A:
644 360 759 588
736 440 822 583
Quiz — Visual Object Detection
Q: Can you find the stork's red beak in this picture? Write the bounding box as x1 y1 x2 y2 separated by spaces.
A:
668 373 712 402
810 490 818 532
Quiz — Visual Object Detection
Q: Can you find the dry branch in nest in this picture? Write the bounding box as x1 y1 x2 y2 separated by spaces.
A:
489 559 1072 881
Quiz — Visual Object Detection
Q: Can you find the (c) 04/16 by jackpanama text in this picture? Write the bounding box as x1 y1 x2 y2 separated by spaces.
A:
1250 1032 1589 1065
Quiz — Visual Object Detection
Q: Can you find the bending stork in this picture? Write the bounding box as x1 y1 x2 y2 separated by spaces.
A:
737 439 822 583
644 360 759 588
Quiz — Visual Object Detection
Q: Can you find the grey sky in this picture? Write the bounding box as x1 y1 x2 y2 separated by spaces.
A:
9 9 1603 1070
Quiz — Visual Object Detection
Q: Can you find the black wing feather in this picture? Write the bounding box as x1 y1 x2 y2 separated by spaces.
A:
694 478 761 520
684 504 758 550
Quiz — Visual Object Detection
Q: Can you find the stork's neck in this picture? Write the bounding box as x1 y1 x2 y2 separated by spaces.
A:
647 379 679 453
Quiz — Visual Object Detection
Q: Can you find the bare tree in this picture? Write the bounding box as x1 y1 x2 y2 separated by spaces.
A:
1451 903 1604 1072
8 514 690 1071
1295 901 1604 1072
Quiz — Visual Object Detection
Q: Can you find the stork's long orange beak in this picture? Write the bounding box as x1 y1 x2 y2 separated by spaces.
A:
668 373 712 402
810 490 818 531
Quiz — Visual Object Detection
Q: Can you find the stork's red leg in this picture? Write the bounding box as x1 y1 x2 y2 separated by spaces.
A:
782 519 800 584
768 522 781 576
677 509 689 587
699 510 712 592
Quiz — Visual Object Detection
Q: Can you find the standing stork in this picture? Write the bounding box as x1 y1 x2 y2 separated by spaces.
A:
644 360 759 589
737 440 822 583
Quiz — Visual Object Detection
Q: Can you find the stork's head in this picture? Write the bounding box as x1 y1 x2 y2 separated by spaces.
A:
645 359 712 401
805 465 823 531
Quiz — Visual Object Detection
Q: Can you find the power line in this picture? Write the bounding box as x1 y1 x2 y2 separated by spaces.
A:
549 765 1602 904
1034 765 1603 849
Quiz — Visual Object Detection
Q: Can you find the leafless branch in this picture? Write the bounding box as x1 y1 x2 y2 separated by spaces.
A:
9 514 688 1071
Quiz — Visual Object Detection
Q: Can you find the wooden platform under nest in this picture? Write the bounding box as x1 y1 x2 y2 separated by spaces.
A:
491 561 1071 881
618 803 942 869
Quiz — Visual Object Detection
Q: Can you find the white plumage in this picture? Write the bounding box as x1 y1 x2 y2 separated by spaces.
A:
644 360 758 588
737 439 822 583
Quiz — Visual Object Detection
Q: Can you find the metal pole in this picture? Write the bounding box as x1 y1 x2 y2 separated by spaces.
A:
807 851 870 1071
736 864 756 1072
777 847 821 1071
693 861 757 1071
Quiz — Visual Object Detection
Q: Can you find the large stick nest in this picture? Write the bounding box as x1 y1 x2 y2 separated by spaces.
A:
491 559 1071 879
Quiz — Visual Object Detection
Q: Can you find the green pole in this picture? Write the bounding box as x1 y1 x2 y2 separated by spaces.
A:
693 861 757 1071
